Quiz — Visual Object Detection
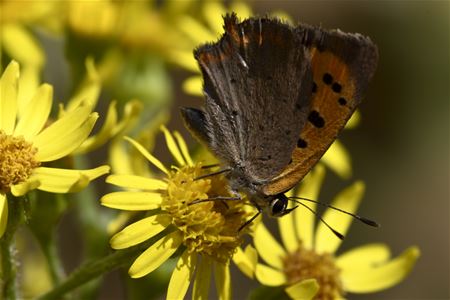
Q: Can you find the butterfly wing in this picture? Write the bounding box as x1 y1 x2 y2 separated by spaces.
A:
262 26 379 195
185 14 313 183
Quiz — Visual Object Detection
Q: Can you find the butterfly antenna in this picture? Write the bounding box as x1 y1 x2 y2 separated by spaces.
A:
289 196 379 228
194 168 232 180
294 201 344 240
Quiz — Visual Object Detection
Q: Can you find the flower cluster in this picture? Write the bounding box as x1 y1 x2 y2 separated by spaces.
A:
0 61 109 237
102 127 252 299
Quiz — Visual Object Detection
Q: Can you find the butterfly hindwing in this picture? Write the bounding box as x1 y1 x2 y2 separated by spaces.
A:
192 14 313 183
263 26 378 195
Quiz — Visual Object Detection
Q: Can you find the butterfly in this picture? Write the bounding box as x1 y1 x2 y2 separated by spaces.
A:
181 13 378 223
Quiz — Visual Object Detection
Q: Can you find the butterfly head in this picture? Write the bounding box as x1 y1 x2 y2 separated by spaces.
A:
267 193 298 217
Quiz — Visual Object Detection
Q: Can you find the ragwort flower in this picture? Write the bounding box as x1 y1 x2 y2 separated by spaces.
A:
101 126 251 299
235 165 420 299
60 57 143 155
0 61 109 237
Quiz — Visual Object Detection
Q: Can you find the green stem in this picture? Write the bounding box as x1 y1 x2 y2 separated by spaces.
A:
0 196 24 300
36 234 163 300
41 237 65 285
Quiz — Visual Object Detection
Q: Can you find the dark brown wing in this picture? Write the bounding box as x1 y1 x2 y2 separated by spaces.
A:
190 14 313 183
263 26 378 195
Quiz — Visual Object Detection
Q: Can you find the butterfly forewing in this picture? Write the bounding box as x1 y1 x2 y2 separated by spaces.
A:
193 14 313 183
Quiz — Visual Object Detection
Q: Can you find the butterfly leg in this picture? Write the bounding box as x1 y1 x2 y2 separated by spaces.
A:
239 202 262 232
201 163 220 169
190 194 241 210
190 196 242 205
194 168 232 180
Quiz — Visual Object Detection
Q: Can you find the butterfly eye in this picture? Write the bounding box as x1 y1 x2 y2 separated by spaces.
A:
269 197 288 217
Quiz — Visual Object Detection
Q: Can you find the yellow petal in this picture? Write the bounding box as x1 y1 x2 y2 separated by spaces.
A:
33 104 91 144
161 125 185 166
0 60 19 134
255 263 286 286
65 72 100 112
2 24 44 68
109 137 134 175
74 100 118 153
336 243 391 271
254 222 286 269
341 246 420 293
176 16 216 44
182 76 203 96
230 2 252 19
232 245 257 278
345 109 361 129
193 256 212 300
14 84 52 140
112 100 143 135
17 66 40 116
34 110 97 161
167 250 197 300
294 164 326 250
124 136 168 174
285 279 319 300
10 179 40 196
321 140 351 179
107 211 134 235
202 1 226 34
278 190 297 253
0 194 8 238
315 181 365 254
106 174 167 191
36 113 98 161
129 231 182 278
214 261 231 300
110 215 170 249
30 166 109 193
101 191 162 210
167 50 199 72
173 131 193 166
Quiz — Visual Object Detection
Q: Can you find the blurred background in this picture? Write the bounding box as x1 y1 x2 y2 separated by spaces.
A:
1 1 448 299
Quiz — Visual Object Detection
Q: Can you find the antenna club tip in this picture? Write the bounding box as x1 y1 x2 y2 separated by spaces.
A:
360 217 380 228
332 229 344 240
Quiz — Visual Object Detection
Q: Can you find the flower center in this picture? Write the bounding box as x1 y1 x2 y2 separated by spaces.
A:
161 163 250 263
0 130 40 193
282 245 343 299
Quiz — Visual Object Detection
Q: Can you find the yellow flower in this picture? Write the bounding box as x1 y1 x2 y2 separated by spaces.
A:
234 165 420 299
101 126 251 300
66 1 194 51
60 57 143 155
0 61 109 237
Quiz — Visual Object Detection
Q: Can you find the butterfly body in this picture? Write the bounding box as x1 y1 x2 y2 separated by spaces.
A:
181 13 378 217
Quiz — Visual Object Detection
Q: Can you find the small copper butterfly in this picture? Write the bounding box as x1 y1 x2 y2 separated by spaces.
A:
181 13 378 225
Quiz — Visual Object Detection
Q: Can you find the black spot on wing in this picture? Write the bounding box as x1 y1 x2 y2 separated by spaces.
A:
308 110 325 128
323 73 333 85
332 82 342 93
338 97 347 105
297 138 308 148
